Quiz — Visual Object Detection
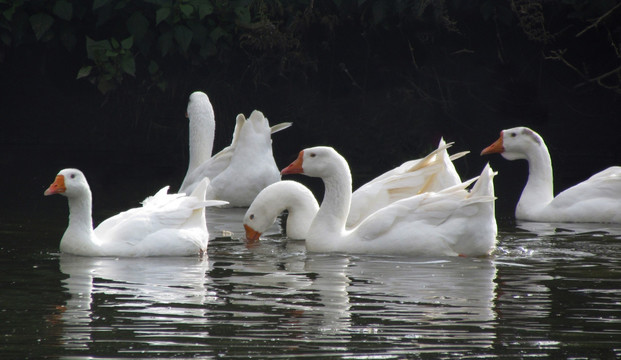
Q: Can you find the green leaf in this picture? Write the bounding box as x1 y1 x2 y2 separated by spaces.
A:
148 60 159 74
29 13 54 41
209 26 227 43
143 0 170 6
76 65 93 79
86 36 112 60
126 11 149 41
1 32 11 46
156 7 170 25
113 0 129 10
156 80 167 92
97 78 116 94
174 25 193 53
234 6 250 25
188 21 207 43
158 31 174 56
198 2 213 19
110 37 120 49
180 4 193 18
121 36 133 50
93 0 109 10
53 0 73 21
121 54 135 76
3 5 16 21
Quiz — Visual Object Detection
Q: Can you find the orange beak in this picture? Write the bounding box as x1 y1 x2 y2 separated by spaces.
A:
44 175 66 196
281 150 304 175
244 224 262 242
481 132 505 155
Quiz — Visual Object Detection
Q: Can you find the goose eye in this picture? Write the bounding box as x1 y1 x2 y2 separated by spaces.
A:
309 153 316 158
249 214 255 220
70 173 76 179
511 132 517 137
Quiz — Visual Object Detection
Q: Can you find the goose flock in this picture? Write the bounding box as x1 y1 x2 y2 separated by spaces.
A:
44 91 621 257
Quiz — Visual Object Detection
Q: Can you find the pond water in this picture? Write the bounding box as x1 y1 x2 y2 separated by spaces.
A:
1 207 620 359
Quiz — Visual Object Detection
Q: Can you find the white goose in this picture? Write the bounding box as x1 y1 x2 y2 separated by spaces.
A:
481 126 621 223
244 140 468 240
244 180 319 240
279 146 497 257
44 168 227 257
178 92 291 206
180 91 216 189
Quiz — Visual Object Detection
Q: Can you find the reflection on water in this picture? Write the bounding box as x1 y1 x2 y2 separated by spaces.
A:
1 215 620 358
495 221 621 358
516 220 621 238
51 239 498 358
58 255 211 352
343 257 497 354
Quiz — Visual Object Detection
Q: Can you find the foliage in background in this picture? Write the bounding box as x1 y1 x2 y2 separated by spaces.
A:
1 0 620 96
0 0 621 100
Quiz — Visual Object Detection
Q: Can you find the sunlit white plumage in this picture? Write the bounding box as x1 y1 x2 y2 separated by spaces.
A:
180 91 216 190
244 180 320 240
346 139 467 227
178 92 291 206
244 140 468 240
279 146 497 256
481 126 621 223
44 168 227 257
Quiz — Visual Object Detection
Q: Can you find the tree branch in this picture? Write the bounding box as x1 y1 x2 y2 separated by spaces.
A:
576 1 621 37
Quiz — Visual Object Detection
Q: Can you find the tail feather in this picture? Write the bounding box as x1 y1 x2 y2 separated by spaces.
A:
469 163 496 199
190 177 210 200
270 122 293 134
449 151 470 161
407 142 453 173
230 114 246 148
186 177 228 229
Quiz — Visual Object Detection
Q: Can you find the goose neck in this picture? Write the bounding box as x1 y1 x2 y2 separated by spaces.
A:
61 191 97 253
518 143 555 214
187 111 215 173
314 168 352 233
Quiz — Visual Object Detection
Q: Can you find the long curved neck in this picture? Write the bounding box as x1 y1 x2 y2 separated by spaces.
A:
312 163 352 236
187 109 215 177
517 142 554 216
283 190 319 239
61 191 97 254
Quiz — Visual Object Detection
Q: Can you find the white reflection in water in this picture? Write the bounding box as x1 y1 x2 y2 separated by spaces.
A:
345 257 498 348
516 220 621 237
59 255 211 349
56 224 499 355
211 239 499 353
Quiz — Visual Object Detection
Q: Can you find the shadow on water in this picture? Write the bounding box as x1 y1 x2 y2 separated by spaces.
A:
1 208 621 358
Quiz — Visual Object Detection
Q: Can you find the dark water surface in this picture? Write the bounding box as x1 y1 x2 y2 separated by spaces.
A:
1 208 620 359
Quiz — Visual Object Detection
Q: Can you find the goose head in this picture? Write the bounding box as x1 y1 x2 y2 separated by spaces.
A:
185 91 213 119
481 126 545 161
44 168 90 199
281 146 345 178
243 219 263 242
243 197 275 241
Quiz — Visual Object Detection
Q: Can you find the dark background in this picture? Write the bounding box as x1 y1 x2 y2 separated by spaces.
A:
1 0 620 225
